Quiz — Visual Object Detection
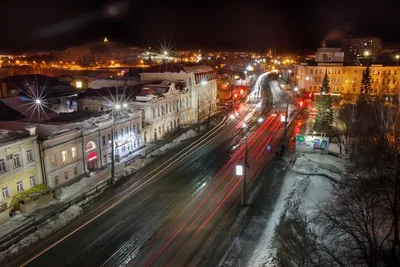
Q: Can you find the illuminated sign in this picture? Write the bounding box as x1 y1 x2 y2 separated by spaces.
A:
88 152 97 161
235 165 243 176
295 134 330 153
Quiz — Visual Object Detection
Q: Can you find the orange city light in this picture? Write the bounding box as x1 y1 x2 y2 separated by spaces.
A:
240 89 244 94
234 93 238 98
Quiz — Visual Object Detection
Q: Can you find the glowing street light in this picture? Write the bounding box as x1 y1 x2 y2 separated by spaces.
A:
115 103 121 110
396 54 400 65
364 50 371 57
35 99 41 105
257 117 264 123
294 86 299 91
246 65 254 71
229 114 235 119
122 103 128 108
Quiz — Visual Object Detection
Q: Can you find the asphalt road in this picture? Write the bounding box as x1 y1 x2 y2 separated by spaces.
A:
6 73 284 267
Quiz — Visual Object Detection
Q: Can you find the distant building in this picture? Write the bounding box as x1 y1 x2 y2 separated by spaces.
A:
0 127 49 224
315 47 344 63
140 64 218 122
341 37 383 62
0 74 80 113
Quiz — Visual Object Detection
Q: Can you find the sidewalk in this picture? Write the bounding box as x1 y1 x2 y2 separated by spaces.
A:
0 118 219 243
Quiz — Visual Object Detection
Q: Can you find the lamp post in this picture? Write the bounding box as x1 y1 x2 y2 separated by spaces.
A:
229 111 263 205
283 86 298 137
35 99 42 123
111 103 125 181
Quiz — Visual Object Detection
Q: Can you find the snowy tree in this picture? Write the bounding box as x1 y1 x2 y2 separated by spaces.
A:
314 72 334 132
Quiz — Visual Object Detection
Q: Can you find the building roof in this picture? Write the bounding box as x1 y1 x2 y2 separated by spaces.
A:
0 129 31 145
0 74 79 98
0 96 59 122
143 63 214 74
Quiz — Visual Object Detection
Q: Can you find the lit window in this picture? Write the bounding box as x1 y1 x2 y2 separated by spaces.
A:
17 181 24 192
13 154 21 168
2 187 9 198
0 159 6 172
30 176 36 187
26 149 34 162
62 151 67 162
71 147 76 158
50 155 57 167
76 81 83 88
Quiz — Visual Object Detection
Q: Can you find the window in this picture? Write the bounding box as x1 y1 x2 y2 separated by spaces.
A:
54 176 59 186
159 126 161 134
85 141 96 151
13 154 21 168
2 187 9 198
121 128 124 137
126 127 129 135
133 124 136 133
17 181 24 192
395 70 397 75
102 136 106 146
388 70 391 75
26 149 34 162
108 133 111 144
29 176 36 187
153 108 156 118
109 153 112 160
310 69 313 74
72 147 77 158
122 146 126 153
0 159 6 172
64 171 68 180
137 122 140 132
166 103 169 114
50 155 57 167
62 151 68 162
103 155 107 164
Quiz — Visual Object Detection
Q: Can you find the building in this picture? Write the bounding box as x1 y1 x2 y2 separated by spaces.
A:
294 63 400 98
77 86 142 112
140 64 218 122
132 81 191 143
1 110 143 189
0 74 81 113
0 127 48 223
341 37 383 62
315 47 344 63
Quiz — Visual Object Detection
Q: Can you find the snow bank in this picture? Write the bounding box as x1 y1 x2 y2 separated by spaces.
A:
147 128 200 158
55 177 93 201
172 129 199 143
246 153 343 267
0 205 82 261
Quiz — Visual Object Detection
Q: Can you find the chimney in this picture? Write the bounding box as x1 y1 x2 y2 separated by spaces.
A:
322 40 326 48
26 125 36 136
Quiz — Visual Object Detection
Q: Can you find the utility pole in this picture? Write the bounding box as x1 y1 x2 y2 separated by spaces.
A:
111 115 115 180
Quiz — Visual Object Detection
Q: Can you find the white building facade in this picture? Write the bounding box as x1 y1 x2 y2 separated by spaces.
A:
131 81 191 143
140 64 218 123
38 111 143 189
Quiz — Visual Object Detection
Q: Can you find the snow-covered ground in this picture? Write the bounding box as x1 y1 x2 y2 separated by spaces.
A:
249 153 345 267
0 204 83 261
223 152 346 267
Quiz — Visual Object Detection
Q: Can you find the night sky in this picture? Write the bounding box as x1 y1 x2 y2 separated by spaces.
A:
1 0 399 54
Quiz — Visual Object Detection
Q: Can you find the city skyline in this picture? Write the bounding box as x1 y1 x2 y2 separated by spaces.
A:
1 0 400 53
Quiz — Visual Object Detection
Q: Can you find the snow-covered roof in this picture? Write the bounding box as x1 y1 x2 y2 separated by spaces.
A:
0 129 31 145
0 113 112 139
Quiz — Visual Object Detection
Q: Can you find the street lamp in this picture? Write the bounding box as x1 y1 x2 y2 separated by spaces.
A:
229 111 264 205
396 54 400 65
110 103 127 181
230 111 249 205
